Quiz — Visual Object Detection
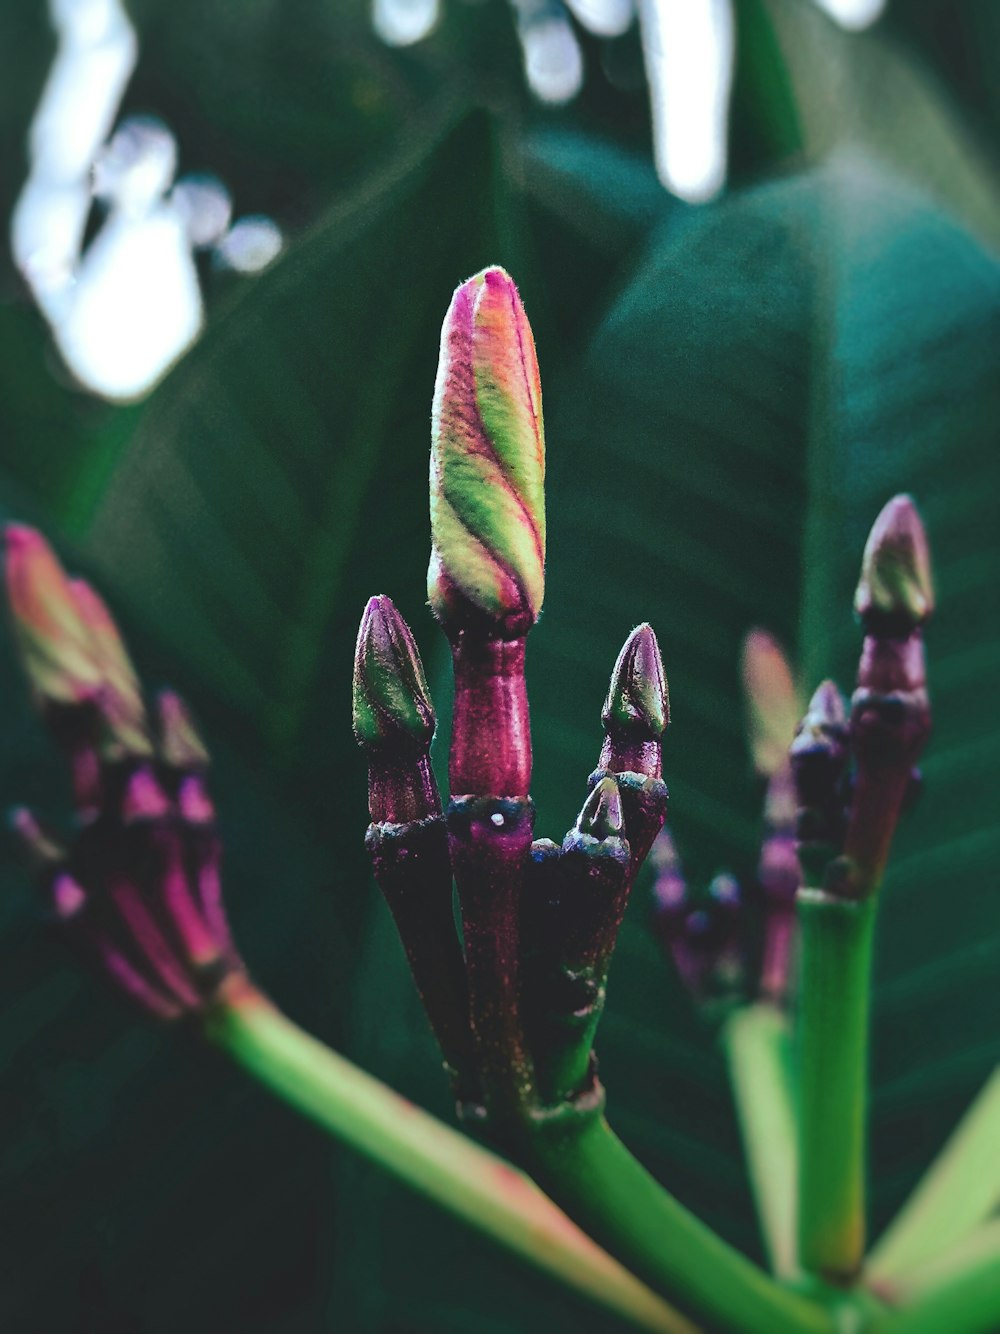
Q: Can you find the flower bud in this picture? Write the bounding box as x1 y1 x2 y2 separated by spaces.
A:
741 629 801 777
428 267 545 639
854 495 934 633
158 690 210 772
69 579 152 759
353 595 435 752
602 623 669 739
5 525 102 709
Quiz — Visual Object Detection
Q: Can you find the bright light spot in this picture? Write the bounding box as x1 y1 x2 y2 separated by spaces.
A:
12 0 135 318
93 116 177 212
372 0 441 46
12 0 282 402
55 206 203 402
810 0 886 31
172 174 233 248
638 0 735 203
563 0 635 39
517 14 584 105
214 217 284 274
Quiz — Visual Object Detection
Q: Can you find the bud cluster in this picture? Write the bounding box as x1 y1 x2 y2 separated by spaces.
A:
352 268 670 1122
5 528 243 1018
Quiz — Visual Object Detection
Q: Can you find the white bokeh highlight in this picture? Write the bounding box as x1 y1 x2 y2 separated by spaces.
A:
372 0 441 46
12 0 283 403
811 0 886 32
638 0 735 203
371 0 889 202
563 0 635 39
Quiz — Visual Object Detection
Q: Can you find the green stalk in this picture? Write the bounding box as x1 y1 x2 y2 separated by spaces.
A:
796 890 876 1281
203 987 694 1334
527 1112 834 1334
878 1217 1000 1305
722 1002 799 1278
873 1249 1000 1334
867 1066 1000 1286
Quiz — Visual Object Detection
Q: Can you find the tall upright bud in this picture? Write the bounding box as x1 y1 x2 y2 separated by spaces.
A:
845 495 933 897
594 624 670 878
429 267 544 798
353 595 440 823
599 623 669 780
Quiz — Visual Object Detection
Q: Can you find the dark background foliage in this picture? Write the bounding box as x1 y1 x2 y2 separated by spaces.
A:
0 1 997 1330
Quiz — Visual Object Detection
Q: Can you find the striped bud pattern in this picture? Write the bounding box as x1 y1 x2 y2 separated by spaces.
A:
429 267 545 639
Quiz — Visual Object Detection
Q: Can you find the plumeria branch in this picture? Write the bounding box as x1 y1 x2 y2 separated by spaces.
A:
2 525 694 1334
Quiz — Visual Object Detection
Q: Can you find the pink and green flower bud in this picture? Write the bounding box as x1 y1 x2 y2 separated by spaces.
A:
741 629 801 778
428 266 545 640
4 525 103 711
353 595 436 752
69 579 152 761
854 494 934 634
353 595 441 822
598 623 669 780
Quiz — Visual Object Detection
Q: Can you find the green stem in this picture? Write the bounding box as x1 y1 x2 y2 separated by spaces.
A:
873 1249 1000 1334
203 986 694 1334
722 1002 799 1278
796 890 876 1281
877 1217 1000 1305
527 1111 834 1334
866 1066 1000 1286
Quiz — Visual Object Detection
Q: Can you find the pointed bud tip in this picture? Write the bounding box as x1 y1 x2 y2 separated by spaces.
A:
807 679 848 726
353 595 435 751
855 495 934 629
576 776 624 840
602 624 669 738
158 691 210 770
741 628 800 776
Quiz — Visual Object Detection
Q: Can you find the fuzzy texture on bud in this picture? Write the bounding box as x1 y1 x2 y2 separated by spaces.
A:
854 495 934 632
428 267 545 639
742 629 801 777
353 595 436 752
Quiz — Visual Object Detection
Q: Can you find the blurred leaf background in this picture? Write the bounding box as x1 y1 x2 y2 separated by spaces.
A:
0 1 998 1330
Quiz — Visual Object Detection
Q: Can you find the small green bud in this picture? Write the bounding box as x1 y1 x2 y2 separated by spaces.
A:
428 267 545 638
855 495 934 631
574 775 624 842
602 623 669 738
353 595 435 751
